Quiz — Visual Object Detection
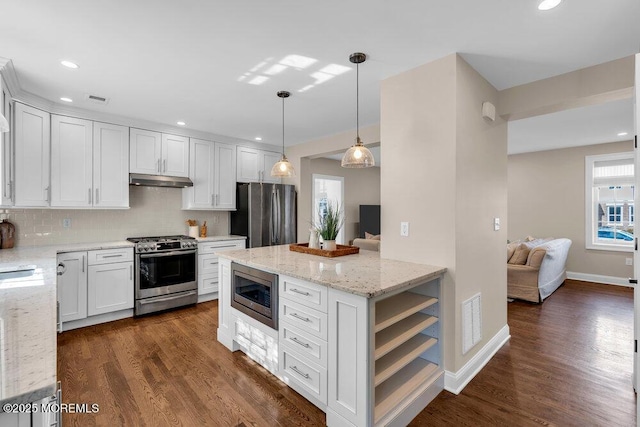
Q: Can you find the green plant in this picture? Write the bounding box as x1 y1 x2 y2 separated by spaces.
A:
315 201 344 241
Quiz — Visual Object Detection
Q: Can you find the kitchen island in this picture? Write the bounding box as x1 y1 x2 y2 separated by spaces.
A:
217 245 446 427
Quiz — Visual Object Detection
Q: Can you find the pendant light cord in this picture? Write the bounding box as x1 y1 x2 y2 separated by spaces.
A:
356 62 360 141
282 95 285 155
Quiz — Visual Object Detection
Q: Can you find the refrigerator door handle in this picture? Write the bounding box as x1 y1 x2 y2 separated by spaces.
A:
271 188 277 244
276 188 282 244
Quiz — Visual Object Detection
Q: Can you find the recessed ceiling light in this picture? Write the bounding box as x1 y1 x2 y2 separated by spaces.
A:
618 132 628 137
60 60 79 69
255 137 262 141
60 97 73 103
177 121 186 126
538 0 562 10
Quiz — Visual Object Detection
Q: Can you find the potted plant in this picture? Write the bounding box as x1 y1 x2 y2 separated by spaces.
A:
315 201 344 251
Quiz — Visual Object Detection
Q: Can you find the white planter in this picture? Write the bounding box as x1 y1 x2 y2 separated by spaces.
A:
188 226 199 238
323 240 337 251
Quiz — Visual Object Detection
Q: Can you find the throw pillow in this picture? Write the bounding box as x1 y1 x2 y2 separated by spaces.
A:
507 242 519 261
508 243 530 265
365 232 381 240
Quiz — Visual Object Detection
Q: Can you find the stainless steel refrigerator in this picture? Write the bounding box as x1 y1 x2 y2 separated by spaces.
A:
231 183 297 248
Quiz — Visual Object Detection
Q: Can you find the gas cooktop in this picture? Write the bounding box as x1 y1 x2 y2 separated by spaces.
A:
127 235 197 252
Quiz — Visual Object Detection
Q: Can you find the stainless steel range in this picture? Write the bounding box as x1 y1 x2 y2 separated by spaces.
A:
127 235 198 315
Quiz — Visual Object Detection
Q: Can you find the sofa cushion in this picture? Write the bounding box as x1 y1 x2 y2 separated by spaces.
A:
365 232 381 240
508 243 531 265
507 242 519 261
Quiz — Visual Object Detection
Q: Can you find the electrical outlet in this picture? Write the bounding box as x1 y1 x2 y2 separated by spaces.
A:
400 222 409 237
212 215 219 224
62 218 71 229
626 258 633 266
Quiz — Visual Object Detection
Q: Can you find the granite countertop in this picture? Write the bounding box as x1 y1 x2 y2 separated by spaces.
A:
218 245 446 298
0 240 135 407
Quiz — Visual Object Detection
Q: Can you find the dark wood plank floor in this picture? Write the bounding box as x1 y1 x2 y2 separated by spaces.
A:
58 280 636 426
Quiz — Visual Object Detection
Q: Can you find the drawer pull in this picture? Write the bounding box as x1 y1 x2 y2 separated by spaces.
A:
290 312 311 322
290 288 311 296
290 365 310 379
291 337 311 348
101 254 123 258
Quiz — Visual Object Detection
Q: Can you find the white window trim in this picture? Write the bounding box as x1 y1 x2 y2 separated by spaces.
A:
585 152 634 253
630 205 635 225
606 203 623 225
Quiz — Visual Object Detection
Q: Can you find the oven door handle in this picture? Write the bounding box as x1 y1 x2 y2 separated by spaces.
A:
140 249 197 258
139 291 197 304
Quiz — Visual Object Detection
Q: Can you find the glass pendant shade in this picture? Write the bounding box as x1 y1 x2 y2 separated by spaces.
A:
341 137 375 168
0 113 9 133
271 90 295 178
271 155 295 177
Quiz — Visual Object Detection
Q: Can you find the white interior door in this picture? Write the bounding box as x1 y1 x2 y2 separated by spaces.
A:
312 174 345 244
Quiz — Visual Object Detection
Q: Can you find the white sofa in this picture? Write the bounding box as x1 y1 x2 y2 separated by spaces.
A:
507 238 572 303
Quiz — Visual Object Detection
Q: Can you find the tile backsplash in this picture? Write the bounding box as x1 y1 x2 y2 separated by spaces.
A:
3 186 230 247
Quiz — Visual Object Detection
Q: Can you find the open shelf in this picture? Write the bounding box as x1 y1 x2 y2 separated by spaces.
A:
375 313 438 360
375 334 437 386
375 292 437 333
374 358 439 424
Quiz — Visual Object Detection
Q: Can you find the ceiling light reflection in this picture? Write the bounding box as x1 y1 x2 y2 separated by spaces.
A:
280 55 317 69
320 64 351 76
264 64 288 75
248 76 269 85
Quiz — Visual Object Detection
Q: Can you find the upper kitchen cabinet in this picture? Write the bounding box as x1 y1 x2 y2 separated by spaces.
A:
93 122 129 208
14 102 50 207
129 128 189 177
183 139 236 210
51 115 93 207
214 142 236 209
51 118 129 208
0 75 13 207
236 146 281 184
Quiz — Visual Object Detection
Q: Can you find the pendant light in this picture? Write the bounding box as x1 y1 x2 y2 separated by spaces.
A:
341 52 375 168
270 90 296 177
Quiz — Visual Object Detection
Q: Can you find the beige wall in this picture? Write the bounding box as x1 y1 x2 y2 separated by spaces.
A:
4 186 229 247
508 141 634 279
307 158 380 243
380 54 508 372
498 56 634 121
284 124 380 241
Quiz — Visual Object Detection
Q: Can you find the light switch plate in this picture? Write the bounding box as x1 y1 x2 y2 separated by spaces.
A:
62 218 71 229
400 222 409 237
494 217 500 231
626 258 633 266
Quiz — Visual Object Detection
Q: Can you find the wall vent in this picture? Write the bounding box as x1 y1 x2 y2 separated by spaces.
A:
84 94 110 105
462 293 482 355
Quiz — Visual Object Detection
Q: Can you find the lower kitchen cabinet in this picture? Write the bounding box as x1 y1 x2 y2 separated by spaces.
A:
87 261 134 316
57 247 134 331
57 251 87 323
197 239 245 302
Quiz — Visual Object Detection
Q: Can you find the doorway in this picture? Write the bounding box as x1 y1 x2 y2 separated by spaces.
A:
312 174 345 244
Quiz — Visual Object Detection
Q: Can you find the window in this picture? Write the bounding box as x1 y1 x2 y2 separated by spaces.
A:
586 152 634 251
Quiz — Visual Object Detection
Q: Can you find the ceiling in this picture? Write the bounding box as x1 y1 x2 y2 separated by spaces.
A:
508 98 635 155
1 0 639 148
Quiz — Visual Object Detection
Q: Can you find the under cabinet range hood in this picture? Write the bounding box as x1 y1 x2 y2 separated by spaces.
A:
129 173 193 188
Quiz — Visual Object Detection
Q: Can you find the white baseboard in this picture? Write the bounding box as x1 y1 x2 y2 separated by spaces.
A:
566 271 632 288
444 324 510 395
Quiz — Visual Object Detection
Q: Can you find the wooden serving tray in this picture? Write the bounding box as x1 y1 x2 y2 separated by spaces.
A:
289 243 360 258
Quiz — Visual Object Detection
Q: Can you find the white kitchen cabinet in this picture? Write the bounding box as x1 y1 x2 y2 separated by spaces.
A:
183 139 237 210
51 115 93 207
183 138 214 209
197 239 244 301
129 128 161 175
57 251 88 323
87 250 134 316
93 122 129 208
14 102 50 207
162 133 189 177
0 75 13 207
51 118 129 208
130 128 189 177
236 146 281 184
214 142 237 209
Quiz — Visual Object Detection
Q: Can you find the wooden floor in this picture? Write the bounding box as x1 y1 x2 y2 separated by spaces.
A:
58 280 636 426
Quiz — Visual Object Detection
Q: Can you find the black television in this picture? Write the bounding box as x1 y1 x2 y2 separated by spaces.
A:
359 205 381 238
